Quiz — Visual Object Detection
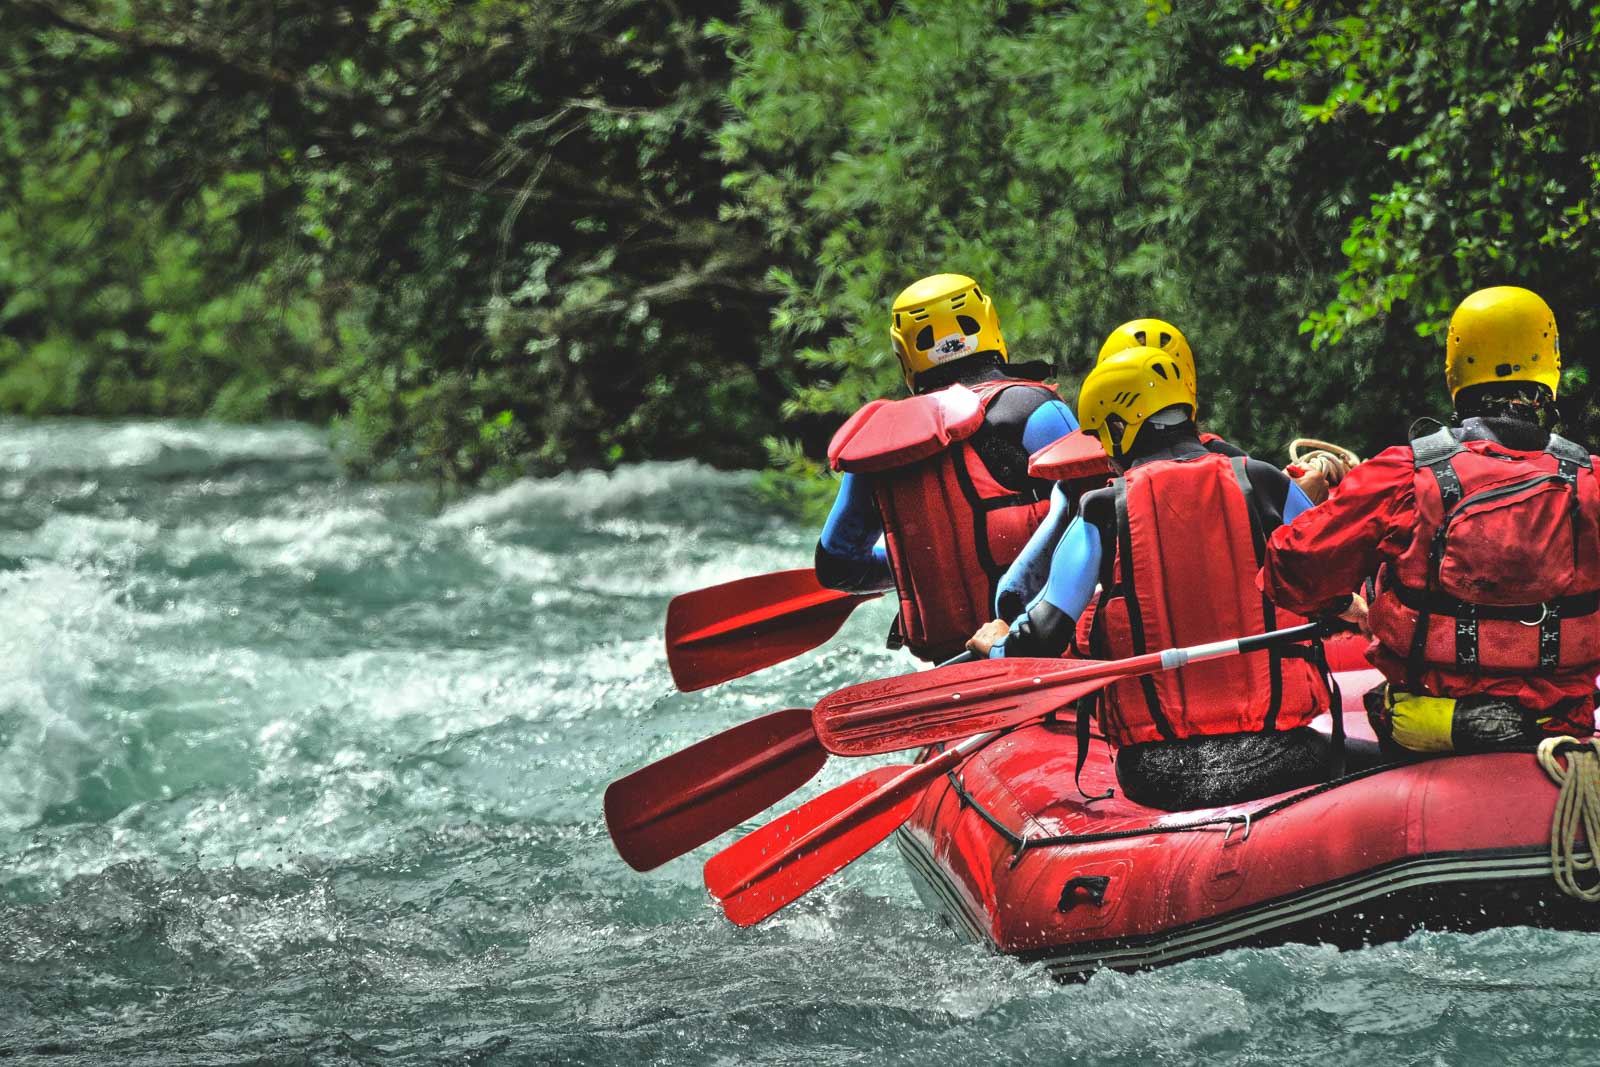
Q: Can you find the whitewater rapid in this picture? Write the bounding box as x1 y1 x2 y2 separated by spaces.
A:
3 418 1597 1065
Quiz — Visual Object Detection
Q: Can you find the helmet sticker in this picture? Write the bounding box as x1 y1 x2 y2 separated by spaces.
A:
928 331 978 364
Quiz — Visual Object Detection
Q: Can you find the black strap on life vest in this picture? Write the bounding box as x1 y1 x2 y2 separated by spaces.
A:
1548 433 1591 572
1073 692 1114 803
1407 427 1465 686
1111 477 1176 741
1230 456 1285 730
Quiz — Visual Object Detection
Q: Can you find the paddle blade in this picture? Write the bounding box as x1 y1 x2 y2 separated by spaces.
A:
666 568 880 691
703 764 921 927
604 707 827 872
813 656 1129 756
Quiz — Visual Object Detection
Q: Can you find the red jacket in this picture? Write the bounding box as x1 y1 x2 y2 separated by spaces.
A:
1261 431 1600 731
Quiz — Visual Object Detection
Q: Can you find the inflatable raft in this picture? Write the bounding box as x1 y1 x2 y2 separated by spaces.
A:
895 661 1600 977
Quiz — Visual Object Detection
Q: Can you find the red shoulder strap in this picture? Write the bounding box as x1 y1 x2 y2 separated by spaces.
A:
1028 429 1113 481
828 385 986 473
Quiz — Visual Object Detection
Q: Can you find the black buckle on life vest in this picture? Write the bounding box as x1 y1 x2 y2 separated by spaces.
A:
1058 875 1111 912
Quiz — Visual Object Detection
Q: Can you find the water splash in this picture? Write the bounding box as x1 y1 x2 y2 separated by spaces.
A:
4 418 1600 1065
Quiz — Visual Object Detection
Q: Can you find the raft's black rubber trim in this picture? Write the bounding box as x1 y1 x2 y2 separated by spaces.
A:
896 825 1599 979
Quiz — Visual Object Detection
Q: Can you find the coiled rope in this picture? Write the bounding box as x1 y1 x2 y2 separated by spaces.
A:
1288 438 1362 483
1536 736 1600 902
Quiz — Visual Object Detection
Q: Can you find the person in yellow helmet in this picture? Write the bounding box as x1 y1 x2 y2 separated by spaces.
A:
1263 286 1600 755
815 274 1078 662
968 348 1331 809
991 317 1348 625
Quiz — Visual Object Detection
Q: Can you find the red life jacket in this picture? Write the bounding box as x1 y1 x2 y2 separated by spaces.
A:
829 379 1056 661
1367 427 1600 704
1089 452 1329 746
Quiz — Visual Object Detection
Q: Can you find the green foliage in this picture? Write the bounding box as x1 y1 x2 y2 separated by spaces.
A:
5 0 1600 501
720 0 1418 469
1232 0 1600 439
1 0 781 487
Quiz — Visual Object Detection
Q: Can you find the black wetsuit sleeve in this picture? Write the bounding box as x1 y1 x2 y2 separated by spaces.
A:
1202 436 1248 459
1242 457 1297 528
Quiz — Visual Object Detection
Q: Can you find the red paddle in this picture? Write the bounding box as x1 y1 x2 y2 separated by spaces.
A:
814 622 1325 756
703 731 997 927
604 651 979 871
603 707 827 871
665 569 883 692
704 622 1329 927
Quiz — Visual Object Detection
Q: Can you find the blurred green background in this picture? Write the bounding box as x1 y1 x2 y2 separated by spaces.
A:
5 0 1598 512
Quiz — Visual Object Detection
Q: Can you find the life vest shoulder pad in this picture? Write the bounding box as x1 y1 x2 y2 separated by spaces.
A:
1027 429 1113 481
828 385 985 473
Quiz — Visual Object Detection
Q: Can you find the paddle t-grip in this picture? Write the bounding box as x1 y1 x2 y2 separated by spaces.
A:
1162 621 1323 669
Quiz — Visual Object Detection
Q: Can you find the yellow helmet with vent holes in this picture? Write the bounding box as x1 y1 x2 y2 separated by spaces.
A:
1445 286 1561 400
1077 347 1195 458
889 274 1007 390
1097 319 1196 410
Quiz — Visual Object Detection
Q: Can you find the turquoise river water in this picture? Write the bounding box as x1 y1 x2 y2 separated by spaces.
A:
4 419 1600 1065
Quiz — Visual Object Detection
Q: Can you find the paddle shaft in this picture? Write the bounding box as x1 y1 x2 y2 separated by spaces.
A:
815 622 1326 755
714 729 996 899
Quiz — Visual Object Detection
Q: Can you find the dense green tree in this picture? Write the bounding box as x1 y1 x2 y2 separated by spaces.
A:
0 0 780 484
1231 0 1600 436
720 0 1436 516
3 0 1597 503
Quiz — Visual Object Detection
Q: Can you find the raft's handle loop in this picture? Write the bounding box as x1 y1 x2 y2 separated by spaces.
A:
1222 812 1252 843
1058 875 1111 912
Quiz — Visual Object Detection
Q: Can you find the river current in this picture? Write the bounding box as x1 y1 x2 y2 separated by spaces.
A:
3 419 1599 1065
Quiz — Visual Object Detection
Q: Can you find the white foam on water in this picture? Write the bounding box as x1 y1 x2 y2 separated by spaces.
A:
0 563 133 831
0 418 328 475
435 460 757 528
0 514 161 565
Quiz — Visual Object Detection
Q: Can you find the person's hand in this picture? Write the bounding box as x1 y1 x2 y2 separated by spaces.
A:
1338 592 1370 638
967 619 1011 656
1288 452 1352 505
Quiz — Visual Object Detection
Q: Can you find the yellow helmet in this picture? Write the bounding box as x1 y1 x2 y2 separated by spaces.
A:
889 274 1007 389
1097 319 1197 407
1077 347 1195 458
1445 286 1561 400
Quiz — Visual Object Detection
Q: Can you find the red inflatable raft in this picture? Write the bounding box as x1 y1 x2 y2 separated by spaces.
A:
895 659 1600 977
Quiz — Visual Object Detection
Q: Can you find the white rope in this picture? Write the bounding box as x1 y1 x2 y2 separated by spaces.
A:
1289 438 1362 485
1536 736 1600 902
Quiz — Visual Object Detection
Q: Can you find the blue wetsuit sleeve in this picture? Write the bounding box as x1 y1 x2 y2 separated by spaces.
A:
992 516 1103 658
816 472 893 592
1021 399 1079 456
995 482 1074 619
1282 481 1315 525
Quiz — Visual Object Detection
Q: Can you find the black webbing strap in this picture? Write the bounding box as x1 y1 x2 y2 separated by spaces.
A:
1540 607 1562 670
1407 427 1464 687
1390 582 1600 621
1312 635 1345 778
1073 693 1113 803
1411 426 1467 508
1230 456 1284 729
1114 477 1174 740
1547 433 1590 571
1455 607 1480 675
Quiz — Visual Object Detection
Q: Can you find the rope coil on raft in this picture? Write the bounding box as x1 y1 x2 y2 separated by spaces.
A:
1537 736 1600 902
1288 438 1362 484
